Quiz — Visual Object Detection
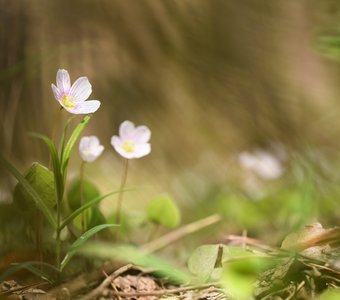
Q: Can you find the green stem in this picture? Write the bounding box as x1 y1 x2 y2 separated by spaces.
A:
115 158 129 225
56 202 61 271
80 161 86 233
55 108 64 272
147 223 160 242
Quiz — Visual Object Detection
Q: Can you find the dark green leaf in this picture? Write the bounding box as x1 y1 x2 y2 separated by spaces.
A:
30 133 63 204
14 162 56 209
60 189 132 230
0 155 57 229
67 178 100 211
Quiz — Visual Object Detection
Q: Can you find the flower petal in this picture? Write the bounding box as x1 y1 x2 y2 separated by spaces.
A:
56 69 71 94
70 77 92 102
79 136 104 162
119 121 135 140
134 143 151 158
133 125 151 143
51 84 61 101
69 100 101 114
111 135 135 159
111 135 122 150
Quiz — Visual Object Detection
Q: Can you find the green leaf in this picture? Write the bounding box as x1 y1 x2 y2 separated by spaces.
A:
221 248 273 300
79 242 191 284
187 244 222 281
60 224 117 271
147 195 180 228
67 178 100 211
89 207 107 227
0 155 57 229
61 115 91 179
30 133 63 204
14 162 56 209
67 178 100 230
60 189 130 230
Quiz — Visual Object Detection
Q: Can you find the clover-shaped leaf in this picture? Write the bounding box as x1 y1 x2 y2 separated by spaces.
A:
147 195 180 229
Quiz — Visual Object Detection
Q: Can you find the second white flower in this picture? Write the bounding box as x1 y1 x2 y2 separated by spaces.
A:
111 120 151 159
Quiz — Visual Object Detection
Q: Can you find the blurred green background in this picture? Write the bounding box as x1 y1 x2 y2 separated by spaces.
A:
1 0 340 248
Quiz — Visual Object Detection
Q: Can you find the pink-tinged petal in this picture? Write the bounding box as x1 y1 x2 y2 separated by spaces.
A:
71 100 101 114
70 77 92 102
56 69 71 94
94 145 105 157
134 143 151 158
51 84 61 101
111 135 122 150
119 121 135 140
133 125 151 143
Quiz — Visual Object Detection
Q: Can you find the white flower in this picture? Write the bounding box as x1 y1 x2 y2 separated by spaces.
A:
79 136 104 162
51 69 101 114
111 120 151 159
239 150 283 180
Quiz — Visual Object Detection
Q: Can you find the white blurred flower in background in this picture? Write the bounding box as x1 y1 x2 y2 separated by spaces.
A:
79 136 104 162
111 120 151 159
238 149 284 180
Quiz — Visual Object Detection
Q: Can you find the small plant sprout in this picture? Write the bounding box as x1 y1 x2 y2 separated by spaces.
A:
51 69 101 114
111 120 151 225
79 136 104 232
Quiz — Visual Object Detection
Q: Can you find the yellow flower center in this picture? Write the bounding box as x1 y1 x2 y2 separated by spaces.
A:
61 94 75 108
122 141 135 153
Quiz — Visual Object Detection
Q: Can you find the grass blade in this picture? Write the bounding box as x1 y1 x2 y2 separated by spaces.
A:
0 155 57 229
60 224 118 271
59 115 77 160
80 242 191 284
0 261 59 283
59 189 135 230
61 115 91 179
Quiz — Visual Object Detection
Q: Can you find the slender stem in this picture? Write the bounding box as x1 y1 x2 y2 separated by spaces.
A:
80 161 86 233
115 158 129 224
55 108 64 272
36 210 43 270
49 108 62 169
56 201 61 270
147 223 160 242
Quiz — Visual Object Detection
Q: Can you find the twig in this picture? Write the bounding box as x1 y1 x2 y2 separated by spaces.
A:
107 283 223 297
80 264 133 300
103 270 121 300
261 284 293 300
286 281 305 300
141 214 222 253
224 234 277 252
51 214 221 299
